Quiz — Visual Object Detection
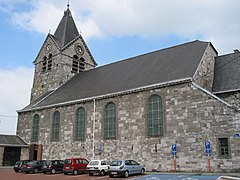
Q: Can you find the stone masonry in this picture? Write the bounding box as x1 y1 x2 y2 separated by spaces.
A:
31 36 96 102
16 6 240 173
0 147 3 166
17 81 240 172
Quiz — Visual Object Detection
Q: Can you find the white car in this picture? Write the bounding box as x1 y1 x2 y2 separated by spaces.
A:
87 160 111 176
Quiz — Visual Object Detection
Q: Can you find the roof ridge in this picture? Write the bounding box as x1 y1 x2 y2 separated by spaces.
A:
216 51 240 58
21 40 210 112
91 40 208 71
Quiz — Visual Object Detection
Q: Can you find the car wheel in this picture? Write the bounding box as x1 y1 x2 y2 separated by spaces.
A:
124 171 129 178
33 168 38 173
109 174 114 178
140 168 145 175
73 170 78 175
89 172 93 176
51 169 56 174
100 170 105 176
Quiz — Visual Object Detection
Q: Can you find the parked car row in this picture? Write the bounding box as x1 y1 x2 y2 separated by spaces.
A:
14 160 64 174
14 158 145 178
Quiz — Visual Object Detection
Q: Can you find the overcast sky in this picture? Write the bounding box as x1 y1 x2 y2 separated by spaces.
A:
0 0 240 135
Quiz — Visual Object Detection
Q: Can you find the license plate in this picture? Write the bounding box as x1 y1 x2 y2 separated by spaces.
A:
66 166 70 169
14 165 18 167
111 172 117 174
43 166 47 168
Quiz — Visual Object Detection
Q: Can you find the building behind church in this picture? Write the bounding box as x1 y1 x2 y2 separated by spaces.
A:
15 6 240 172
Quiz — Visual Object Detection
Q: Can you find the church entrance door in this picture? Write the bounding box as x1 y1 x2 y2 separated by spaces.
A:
29 144 43 160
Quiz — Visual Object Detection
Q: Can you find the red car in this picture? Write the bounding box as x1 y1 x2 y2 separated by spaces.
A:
63 158 89 175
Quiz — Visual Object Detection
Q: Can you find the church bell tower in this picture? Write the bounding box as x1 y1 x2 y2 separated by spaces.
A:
30 5 97 102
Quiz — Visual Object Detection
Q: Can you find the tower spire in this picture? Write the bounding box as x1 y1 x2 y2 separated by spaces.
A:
53 1 79 48
67 0 70 9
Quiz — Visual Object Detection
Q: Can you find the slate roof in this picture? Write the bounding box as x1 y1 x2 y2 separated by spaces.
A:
33 7 97 68
0 135 28 147
20 40 211 112
53 7 79 48
213 51 240 94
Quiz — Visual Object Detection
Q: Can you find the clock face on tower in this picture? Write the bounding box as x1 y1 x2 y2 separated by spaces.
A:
45 43 52 53
75 44 84 55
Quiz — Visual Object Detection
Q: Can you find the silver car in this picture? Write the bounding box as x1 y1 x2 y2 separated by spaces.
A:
108 160 145 178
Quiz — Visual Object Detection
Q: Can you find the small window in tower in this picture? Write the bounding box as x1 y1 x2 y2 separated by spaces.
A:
47 59 52 70
73 55 78 60
79 57 85 72
72 55 79 73
42 56 47 72
47 54 53 70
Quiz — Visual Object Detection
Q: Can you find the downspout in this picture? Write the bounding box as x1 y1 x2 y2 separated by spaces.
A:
93 99 96 159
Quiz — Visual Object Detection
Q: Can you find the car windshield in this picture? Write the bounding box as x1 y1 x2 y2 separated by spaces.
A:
65 159 72 164
15 161 21 165
43 160 51 166
27 161 37 165
111 161 122 166
89 161 99 165
22 161 29 165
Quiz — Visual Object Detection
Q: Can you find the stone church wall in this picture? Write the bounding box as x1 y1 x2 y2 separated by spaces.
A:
17 82 240 172
216 92 240 108
193 43 217 91
31 36 96 102
20 147 29 160
0 147 3 166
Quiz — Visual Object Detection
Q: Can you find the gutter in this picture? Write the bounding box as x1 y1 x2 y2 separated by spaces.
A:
0 144 29 148
192 82 240 111
213 88 240 95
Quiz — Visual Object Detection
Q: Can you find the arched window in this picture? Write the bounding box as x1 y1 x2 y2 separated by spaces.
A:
72 56 85 73
47 54 52 70
51 111 60 141
42 54 52 72
79 57 85 71
74 107 85 141
104 102 116 139
42 56 47 72
147 95 164 137
72 55 79 73
31 114 40 142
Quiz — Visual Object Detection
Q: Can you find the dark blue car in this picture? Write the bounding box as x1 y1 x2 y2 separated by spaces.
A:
22 160 46 173
42 160 64 174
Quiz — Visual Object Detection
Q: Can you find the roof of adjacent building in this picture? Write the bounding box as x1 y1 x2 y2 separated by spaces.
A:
213 51 240 94
0 135 28 147
20 40 211 112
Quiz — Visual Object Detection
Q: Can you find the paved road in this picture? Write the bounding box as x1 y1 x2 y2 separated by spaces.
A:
0 168 142 180
132 174 221 180
1 168 239 180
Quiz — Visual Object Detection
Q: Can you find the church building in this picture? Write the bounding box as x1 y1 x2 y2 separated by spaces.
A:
17 6 240 172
